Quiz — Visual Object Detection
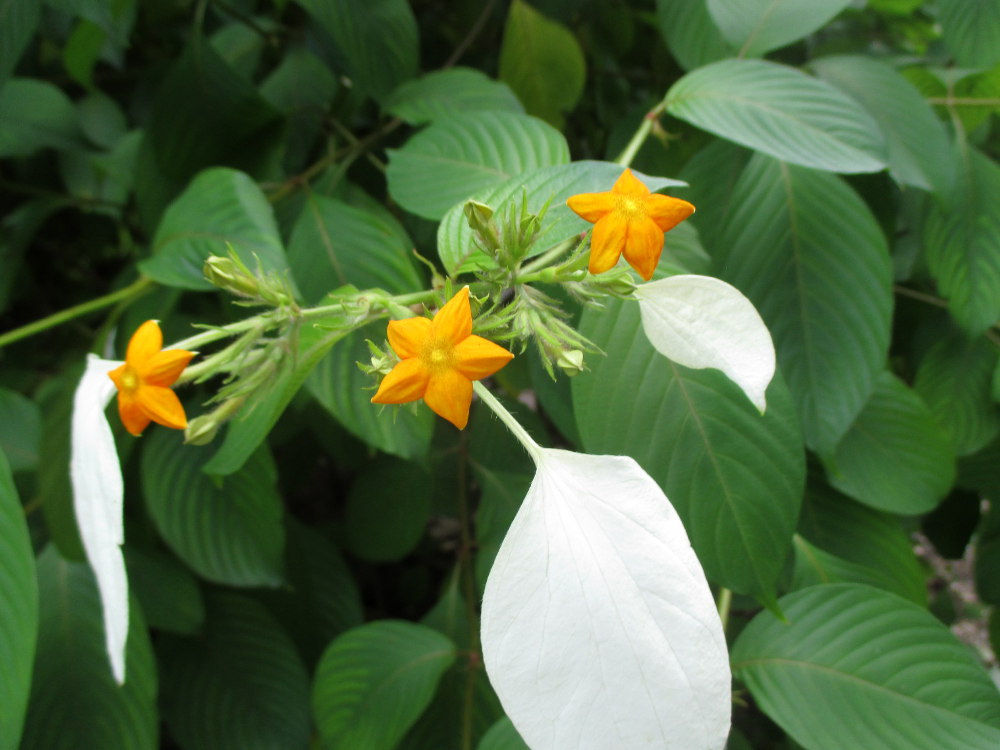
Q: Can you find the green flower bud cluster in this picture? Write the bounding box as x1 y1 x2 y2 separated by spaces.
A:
203 250 296 308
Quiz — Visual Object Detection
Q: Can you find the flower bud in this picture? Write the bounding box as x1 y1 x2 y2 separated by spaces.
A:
203 255 260 298
556 349 585 376
464 200 501 254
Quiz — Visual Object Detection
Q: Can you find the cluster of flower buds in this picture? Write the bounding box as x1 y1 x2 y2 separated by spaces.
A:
464 193 550 274
203 250 297 309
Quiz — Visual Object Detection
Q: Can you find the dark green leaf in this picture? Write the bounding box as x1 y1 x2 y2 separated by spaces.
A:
0 79 85 157
125 546 204 635
437 161 684 274
714 154 893 453
0 386 40 472
298 0 418 101
732 584 1000 749
344 457 431 562
63 19 105 90
0 451 36 750
706 0 853 57
313 621 456 750
141 167 288 292
793 482 926 605
0 0 39 89
678 139 751 255
287 193 420 304
823 371 955 514
160 592 311 750
498 0 585 128
665 59 887 173
386 111 569 220
573 298 804 603
812 55 955 194
21 547 157 750
975 502 1000 605
924 146 1000 336
383 68 524 125
938 0 1000 68
478 718 530 750
655 0 733 71
914 331 1000 456
142 430 285 587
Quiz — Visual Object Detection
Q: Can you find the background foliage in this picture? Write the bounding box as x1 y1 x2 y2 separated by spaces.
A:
2 0 1000 748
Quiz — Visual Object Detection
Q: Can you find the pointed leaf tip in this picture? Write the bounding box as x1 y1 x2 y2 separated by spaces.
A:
482 448 731 750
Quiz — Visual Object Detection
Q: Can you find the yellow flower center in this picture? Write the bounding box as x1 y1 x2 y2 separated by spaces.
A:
119 366 139 393
421 337 456 374
614 195 644 219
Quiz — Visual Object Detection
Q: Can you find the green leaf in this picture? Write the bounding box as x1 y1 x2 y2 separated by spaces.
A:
287 193 420 304
0 79 85 157
665 59 887 174
811 55 955 194
706 0 853 57
732 584 1000 750
924 147 1000 336
21 547 157 750
793 482 927 605
713 154 893 453
204 318 355 476
383 68 524 125
0 452 36 750
141 430 285 587
141 167 288 291
308 323 436 461
498 0 585 128
938 0 1000 68
298 0 418 101
914 331 1000 456
313 621 456 750
572 298 805 603
160 592 311 750
386 111 569 220
678 139 751 255
0 386 40 472
125 546 204 635
473 469 532 596
64 19 106 90
975 502 1000 606
344 457 431 563
823 371 955 514
655 0 734 71
0 0 39 89
437 161 685 274
478 718 530 750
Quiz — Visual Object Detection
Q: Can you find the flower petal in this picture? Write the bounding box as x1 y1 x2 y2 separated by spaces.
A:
432 286 473 344
566 192 616 223
117 391 151 436
612 167 651 198
621 216 665 281
423 369 473 429
126 319 162 365
139 348 195 387
387 316 433 359
135 384 188 430
588 212 628 275
481 449 731 750
371 358 431 404
643 193 695 233
453 335 514 380
71 355 129 684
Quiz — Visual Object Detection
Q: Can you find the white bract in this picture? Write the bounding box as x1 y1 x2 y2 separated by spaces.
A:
635 274 775 412
71 354 128 684
481 447 731 750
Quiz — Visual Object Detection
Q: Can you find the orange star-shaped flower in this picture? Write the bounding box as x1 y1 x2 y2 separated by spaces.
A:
567 168 695 281
108 320 195 436
371 287 514 430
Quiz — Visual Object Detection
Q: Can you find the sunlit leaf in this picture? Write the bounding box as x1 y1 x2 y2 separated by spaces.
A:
383 68 523 125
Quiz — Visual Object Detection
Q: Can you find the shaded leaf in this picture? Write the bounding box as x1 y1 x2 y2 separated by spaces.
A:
0 79 85 157
344 457 431 562
707 0 853 57
0 386 40 471
655 0 733 71
0 0 39 89
938 0 1000 68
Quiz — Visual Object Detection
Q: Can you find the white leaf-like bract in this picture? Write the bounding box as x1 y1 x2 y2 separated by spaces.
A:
635 274 775 412
481 448 731 750
70 354 129 684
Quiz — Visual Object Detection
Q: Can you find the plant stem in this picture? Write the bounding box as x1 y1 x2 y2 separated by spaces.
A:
615 102 666 168
473 381 544 464
717 587 733 633
456 430 478 750
0 276 155 350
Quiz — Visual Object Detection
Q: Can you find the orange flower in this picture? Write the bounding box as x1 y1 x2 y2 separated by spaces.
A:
108 320 195 436
567 168 695 281
371 287 514 430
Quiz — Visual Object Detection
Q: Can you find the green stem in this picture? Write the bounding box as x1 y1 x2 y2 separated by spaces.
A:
615 102 666 168
473 381 544 464
717 587 733 634
455 431 479 750
0 276 155 350
518 236 579 277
